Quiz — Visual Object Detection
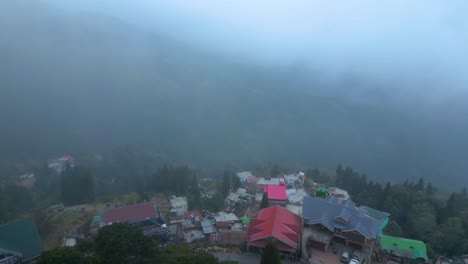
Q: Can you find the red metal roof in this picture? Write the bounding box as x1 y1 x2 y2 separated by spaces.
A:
264 184 287 200
184 210 203 220
103 202 158 224
246 205 301 252
215 221 231 228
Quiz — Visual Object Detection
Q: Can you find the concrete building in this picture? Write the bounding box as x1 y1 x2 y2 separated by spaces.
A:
256 177 282 192
301 196 386 260
169 196 188 218
264 184 287 206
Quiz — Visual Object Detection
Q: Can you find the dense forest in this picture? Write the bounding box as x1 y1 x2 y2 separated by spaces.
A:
312 165 468 258
0 151 238 224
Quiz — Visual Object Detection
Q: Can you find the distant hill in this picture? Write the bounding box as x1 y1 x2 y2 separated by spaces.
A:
1 1 467 188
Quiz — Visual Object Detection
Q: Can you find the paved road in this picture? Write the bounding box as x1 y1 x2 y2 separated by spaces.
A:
213 252 301 264
213 252 259 264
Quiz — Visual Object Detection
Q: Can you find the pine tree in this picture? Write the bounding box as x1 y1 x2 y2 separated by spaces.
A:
384 220 403 237
221 169 231 197
270 164 280 178
416 177 424 191
231 173 241 191
261 241 281 264
260 192 269 209
425 182 435 196
188 174 201 210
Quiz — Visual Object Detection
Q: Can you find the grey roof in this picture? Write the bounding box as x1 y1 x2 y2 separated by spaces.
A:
302 196 383 239
201 220 216 234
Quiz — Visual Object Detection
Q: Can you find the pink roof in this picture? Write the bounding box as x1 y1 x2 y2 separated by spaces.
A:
264 184 287 200
103 202 158 224
246 205 301 251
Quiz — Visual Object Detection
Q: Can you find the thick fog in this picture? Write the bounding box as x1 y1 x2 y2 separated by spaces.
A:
1 1 468 188
49 0 468 101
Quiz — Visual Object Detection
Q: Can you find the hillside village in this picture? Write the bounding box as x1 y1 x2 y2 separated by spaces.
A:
2 167 467 264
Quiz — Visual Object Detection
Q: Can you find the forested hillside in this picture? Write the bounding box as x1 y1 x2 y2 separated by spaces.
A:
1 1 468 188
330 166 468 257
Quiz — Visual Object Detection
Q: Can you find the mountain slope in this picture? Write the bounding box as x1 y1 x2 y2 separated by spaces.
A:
1 1 467 187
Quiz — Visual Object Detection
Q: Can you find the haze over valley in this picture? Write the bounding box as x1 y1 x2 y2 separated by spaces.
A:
1 1 468 188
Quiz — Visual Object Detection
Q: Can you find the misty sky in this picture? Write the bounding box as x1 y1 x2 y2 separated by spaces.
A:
2 1 468 187
47 0 468 101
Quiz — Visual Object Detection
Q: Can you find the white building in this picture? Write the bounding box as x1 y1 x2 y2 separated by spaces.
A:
328 187 350 201
225 188 251 205
214 212 239 223
256 177 284 192
286 204 303 216
169 196 188 218
283 172 305 187
287 188 309 205
237 171 255 183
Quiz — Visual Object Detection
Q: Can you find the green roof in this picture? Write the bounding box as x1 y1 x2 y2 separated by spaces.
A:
361 206 390 220
240 216 250 224
380 234 427 260
0 218 43 260
92 215 102 223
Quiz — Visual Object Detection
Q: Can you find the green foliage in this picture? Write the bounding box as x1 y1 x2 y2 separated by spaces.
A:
39 247 88 264
383 220 403 237
163 244 220 264
2 183 34 218
261 241 281 264
220 170 231 198
260 192 269 209
95 223 161 264
335 165 468 258
306 168 331 185
149 164 192 195
203 193 225 212
76 238 96 255
33 207 55 238
0 188 7 223
61 164 95 206
231 173 241 192
270 164 281 178
425 182 435 196
122 192 141 205
40 232 226 264
188 174 201 210
35 162 54 198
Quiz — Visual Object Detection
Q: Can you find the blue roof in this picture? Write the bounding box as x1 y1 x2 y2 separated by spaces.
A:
360 206 390 220
201 220 216 234
302 196 383 239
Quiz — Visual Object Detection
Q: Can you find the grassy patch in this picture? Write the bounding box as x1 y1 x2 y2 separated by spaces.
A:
42 205 100 249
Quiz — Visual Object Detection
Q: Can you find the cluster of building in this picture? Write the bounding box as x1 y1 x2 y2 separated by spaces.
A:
89 202 168 240
167 196 248 246
1 170 451 264
235 171 431 263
